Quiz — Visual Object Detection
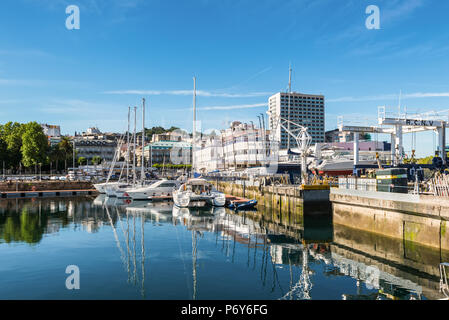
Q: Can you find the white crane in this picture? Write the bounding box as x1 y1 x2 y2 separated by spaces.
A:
267 111 312 184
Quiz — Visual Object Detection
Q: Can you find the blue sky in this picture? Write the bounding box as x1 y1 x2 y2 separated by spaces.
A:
1 0 449 156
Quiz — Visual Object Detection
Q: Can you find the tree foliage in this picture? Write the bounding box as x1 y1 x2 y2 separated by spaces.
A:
0 122 25 169
0 122 79 171
78 157 87 165
21 122 49 167
144 126 180 141
92 156 102 165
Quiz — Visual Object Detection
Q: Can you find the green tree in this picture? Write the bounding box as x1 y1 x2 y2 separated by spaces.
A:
20 122 48 168
0 122 25 170
0 137 7 169
78 157 87 165
58 136 74 170
92 156 102 165
144 126 180 141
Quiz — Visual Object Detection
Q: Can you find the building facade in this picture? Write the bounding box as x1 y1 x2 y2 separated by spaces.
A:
144 141 192 166
41 124 61 146
41 124 61 137
74 140 117 163
194 121 278 173
268 92 325 149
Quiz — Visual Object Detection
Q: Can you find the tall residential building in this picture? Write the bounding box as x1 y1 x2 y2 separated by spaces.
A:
268 92 325 149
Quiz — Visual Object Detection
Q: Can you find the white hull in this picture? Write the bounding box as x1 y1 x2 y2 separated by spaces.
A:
173 192 226 208
125 180 180 200
94 182 121 194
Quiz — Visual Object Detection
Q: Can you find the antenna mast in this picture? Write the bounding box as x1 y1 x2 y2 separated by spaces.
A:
287 63 292 150
133 106 137 186
141 98 145 183
126 107 130 184
192 77 196 176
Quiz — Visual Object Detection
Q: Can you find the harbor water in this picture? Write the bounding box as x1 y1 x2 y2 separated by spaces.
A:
0 195 445 300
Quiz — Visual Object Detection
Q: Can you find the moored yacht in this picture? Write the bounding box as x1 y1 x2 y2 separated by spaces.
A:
172 178 226 208
123 179 180 200
94 181 121 194
105 183 130 197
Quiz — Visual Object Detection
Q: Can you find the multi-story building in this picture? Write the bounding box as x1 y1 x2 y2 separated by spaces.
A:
40 124 61 146
74 140 117 163
268 92 325 149
194 121 278 173
41 124 61 137
144 141 192 166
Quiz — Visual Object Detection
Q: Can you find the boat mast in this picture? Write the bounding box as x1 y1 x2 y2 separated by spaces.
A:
287 63 292 151
133 106 137 186
192 76 196 177
141 98 145 184
126 107 130 184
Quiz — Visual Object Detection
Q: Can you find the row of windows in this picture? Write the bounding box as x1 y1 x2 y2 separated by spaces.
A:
280 100 324 105
280 96 324 101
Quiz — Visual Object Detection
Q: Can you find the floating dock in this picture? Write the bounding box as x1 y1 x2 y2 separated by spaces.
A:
0 189 98 199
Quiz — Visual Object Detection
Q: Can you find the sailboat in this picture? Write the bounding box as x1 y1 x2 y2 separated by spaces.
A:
94 133 126 194
114 99 156 198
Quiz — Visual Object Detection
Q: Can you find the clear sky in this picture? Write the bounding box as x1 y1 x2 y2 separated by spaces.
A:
1 0 449 157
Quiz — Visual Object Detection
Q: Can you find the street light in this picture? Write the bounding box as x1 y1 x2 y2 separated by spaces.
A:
72 140 76 170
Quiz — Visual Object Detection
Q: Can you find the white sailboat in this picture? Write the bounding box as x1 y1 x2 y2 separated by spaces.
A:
172 178 226 208
114 99 152 198
94 133 126 194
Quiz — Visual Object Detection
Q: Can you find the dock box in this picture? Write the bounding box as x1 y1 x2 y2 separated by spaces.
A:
376 168 408 194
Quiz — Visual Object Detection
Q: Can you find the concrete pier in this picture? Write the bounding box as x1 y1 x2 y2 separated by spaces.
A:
216 181 330 216
332 223 448 300
330 188 449 252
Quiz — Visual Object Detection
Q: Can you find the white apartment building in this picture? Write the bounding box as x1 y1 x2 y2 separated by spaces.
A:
268 92 325 149
41 124 61 137
194 121 279 173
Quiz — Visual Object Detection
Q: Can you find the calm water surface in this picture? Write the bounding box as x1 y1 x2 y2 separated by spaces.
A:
0 195 445 300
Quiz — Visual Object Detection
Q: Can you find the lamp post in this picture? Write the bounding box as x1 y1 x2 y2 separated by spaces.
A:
72 140 75 170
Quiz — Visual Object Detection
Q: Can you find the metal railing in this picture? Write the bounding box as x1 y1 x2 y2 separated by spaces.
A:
429 174 449 197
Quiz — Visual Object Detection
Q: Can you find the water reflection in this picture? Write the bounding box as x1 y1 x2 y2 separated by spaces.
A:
0 195 446 300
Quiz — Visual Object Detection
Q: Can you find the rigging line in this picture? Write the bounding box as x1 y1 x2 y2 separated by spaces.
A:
263 243 268 287
270 249 285 296
253 234 257 271
260 236 266 281
174 218 192 299
126 210 131 283
288 251 293 300
192 231 198 300
247 232 251 268
104 204 127 271
132 213 138 285
115 206 132 283
232 224 236 264
140 212 146 299
225 214 230 257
